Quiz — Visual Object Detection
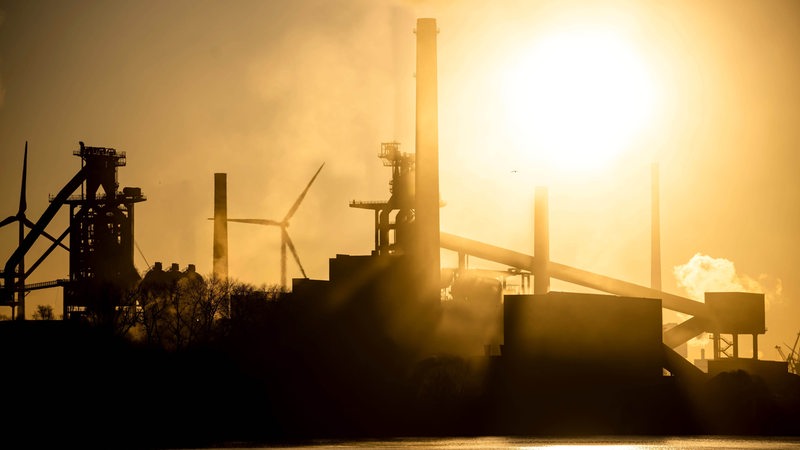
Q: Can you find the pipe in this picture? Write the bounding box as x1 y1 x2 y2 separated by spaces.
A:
440 231 708 319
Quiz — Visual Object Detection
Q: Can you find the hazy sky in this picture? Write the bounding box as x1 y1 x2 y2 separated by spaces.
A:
1 0 798 359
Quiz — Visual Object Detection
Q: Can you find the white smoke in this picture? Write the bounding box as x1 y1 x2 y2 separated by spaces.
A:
674 253 781 304
673 252 783 352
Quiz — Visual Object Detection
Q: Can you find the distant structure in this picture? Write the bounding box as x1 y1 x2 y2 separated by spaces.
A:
63 143 146 321
651 162 661 291
0 142 31 319
140 261 203 294
413 17 442 305
775 331 800 375
533 186 549 295
350 142 415 255
219 163 324 290
213 173 228 280
0 143 69 319
349 18 441 306
1 142 145 321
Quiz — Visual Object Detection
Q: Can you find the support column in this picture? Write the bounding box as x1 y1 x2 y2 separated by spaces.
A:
373 210 379 254
753 334 758 359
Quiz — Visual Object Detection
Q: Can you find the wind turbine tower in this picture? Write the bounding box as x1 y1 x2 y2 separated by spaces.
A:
227 163 325 291
0 142 29 318
0 142 69 319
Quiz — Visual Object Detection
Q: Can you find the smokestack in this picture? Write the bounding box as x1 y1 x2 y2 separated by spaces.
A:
213 173 228 280
534 186 550 294
414 18 441 304
651 163 661 291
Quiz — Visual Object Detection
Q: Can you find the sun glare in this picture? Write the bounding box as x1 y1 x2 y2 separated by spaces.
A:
499 26 659 173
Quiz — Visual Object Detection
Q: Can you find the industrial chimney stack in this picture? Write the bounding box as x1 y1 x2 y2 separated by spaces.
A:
534 186 550 294
651 163 661 291
414 18 441 304
213 173 228 280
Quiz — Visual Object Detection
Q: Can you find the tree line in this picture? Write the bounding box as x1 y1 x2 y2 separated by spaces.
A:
14 264 284 353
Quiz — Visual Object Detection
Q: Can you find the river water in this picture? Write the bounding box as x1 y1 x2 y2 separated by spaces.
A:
203 436 800 449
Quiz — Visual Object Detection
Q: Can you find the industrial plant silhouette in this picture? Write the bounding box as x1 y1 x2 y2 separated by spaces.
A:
1 17 799 450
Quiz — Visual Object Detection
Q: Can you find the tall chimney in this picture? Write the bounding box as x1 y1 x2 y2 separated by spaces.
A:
651 163 661 291
213 173 228 280
414 18 441 304
534 186 550 294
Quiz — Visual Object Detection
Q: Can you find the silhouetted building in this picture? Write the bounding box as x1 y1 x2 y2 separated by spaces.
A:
503 292 664 382
139 261 203 294
0 143 145 321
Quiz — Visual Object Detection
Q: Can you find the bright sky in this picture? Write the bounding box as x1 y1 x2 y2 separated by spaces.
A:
1 0 798 359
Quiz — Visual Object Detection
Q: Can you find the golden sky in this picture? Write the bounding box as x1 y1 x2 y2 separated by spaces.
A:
1 0 798 358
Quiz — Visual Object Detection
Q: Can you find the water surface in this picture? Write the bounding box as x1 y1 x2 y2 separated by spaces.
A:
212 436 800 449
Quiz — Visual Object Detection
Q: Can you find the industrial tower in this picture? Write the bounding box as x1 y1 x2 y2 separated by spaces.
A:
350 142 415 255
1 142 145 321
63 143 146 321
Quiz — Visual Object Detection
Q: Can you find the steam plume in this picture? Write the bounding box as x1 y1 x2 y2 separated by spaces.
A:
673 253 782 351
673 253 781 305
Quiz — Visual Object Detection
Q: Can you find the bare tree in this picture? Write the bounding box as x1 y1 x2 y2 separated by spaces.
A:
136 269 244 351
32 304 55 320
78 283 141 338
228 282 285 328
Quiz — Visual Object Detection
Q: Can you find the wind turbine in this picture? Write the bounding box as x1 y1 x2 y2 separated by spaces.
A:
228 163 325 291
0 142 67 318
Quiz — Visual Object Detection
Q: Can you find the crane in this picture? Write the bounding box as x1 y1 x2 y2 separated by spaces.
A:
775 331 800 375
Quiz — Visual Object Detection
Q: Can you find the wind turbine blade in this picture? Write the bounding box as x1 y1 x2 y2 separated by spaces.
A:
283 162 325 222
227 218 282 226
22 218 69 251
19 141 27 215
0 216 17 228
282 228 307 279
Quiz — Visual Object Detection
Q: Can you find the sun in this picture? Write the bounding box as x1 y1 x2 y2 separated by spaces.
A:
498 26 659 173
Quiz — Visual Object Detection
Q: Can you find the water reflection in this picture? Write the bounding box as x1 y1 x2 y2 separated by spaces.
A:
262 436 800 450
